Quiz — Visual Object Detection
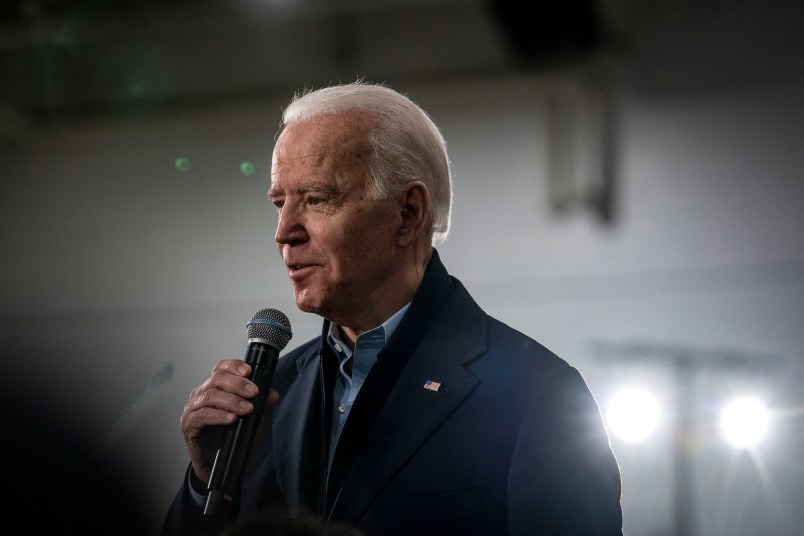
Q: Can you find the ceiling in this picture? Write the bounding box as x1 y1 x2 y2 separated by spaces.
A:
0 0 608 119
0 0 801 122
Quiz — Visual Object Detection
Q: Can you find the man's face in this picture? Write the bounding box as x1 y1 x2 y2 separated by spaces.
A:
269 113 402 328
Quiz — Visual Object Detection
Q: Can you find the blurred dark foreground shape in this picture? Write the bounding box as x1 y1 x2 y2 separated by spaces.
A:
218 505 366 536
0 388 150 535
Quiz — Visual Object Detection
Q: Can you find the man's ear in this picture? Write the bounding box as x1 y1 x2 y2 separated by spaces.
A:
397 181 430 247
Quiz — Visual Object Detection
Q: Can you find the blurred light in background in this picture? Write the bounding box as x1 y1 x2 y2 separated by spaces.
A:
240 161 256 176
604 387 771 450
597 365 780 535
719 396 769 449
174 157 191 172
606 388 661 443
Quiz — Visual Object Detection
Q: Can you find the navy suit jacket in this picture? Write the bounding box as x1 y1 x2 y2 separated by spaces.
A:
162 250 622 535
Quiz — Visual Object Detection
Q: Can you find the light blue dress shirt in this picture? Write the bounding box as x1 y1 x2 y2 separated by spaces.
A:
326 303 410 468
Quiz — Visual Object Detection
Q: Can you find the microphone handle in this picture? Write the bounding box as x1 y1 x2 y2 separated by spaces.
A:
204 341 279 517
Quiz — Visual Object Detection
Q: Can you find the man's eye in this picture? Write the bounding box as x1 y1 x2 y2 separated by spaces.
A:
273 200 284 210
308 197 322 206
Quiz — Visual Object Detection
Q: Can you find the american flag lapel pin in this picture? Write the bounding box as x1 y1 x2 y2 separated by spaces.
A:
423 379 441 392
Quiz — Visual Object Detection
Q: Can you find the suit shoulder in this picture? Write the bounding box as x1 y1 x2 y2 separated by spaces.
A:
484 315 580 377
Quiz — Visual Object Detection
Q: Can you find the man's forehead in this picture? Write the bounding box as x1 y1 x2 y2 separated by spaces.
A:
272 119 371 183
277 112 372 149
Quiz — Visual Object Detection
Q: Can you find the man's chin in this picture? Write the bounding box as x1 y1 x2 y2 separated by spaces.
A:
294 297 323 316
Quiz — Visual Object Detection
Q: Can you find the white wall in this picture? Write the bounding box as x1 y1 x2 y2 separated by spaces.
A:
1 67 803 535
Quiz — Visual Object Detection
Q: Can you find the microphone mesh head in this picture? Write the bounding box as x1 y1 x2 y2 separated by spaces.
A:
247 308 292 350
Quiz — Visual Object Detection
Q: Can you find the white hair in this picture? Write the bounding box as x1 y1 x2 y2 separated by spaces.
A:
279 81 453 246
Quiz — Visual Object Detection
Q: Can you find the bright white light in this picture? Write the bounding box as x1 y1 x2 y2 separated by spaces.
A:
606 388 661 443
719 396 769 449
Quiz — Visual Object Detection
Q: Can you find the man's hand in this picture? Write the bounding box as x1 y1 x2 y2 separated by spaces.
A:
179 359 280 485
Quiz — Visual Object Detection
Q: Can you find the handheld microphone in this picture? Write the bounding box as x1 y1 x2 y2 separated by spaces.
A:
204 308 292 517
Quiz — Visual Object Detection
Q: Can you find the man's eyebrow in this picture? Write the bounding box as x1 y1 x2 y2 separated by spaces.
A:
268 183 338 199
300 183 338 196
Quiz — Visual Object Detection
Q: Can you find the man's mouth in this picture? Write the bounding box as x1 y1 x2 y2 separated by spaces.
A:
287 264 313 276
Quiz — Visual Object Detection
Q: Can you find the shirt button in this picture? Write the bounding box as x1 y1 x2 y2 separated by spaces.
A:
338 403 346 414
335 343 343 353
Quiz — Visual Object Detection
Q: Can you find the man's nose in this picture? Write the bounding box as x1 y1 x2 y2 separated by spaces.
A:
274 207 307 245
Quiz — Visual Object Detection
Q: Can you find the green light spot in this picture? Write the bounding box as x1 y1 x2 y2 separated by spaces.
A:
175 157 191 172
240 161 256 176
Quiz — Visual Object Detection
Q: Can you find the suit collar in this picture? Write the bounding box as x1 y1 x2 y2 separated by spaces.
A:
326 250 489 520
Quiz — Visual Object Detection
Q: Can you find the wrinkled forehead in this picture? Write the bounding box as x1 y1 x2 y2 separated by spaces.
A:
271 112 373 180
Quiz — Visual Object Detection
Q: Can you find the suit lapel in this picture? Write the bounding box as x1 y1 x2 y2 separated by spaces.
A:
334 323 485 522
326 251 489 522
272 344 326 513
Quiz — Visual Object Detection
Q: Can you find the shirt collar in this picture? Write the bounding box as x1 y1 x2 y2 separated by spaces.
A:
327 302 412 356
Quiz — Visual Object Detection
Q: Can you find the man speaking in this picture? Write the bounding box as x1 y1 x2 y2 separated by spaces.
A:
161 81 623 535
